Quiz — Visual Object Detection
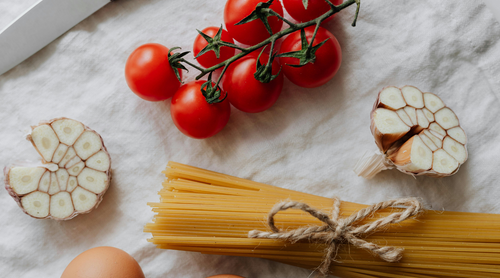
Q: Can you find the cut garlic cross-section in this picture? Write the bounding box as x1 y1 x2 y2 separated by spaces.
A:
355 86 467 179
4 118 111 220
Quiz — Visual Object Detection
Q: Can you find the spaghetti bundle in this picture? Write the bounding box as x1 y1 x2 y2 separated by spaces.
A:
145 162 500 278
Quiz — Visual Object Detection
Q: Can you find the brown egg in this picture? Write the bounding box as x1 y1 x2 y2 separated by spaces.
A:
207 275 245 278
61 246 145 278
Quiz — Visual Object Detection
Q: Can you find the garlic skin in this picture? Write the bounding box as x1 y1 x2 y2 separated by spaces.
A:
355 86 467 179
4 118 112 220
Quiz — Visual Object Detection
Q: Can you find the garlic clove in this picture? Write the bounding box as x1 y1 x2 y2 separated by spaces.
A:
403 106 417 126
378 86 406 110
59 147 76 168
65 156 82 169
72 186 98 212
52 144 69 164
416 109 430 129
390 135 432 173
50 192 74 219
48 172 60 195
422 108 435 122
432 149 459 174
419 133 438 151
423 92 445 113
56 169 69 191
74 131 102 160
429 129 445 141
86 151 111 172
447 126 467 144
371 108 411 152
401 86 424 108
51 119 84 146
429 122 446 136
21 191 50 218
435 108 459 130
77 168 108 194
30 125 59 162
9 167 46 195
67 161 85 177
67 176 78 192
396 109 413 127
38 171 51 192
443 137 467 163
423 130 443 148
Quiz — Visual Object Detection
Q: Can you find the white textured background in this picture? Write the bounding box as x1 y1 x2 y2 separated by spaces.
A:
1 1 500 277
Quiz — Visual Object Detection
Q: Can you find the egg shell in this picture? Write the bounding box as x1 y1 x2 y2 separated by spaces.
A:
61 246 145 278
207 275 245 278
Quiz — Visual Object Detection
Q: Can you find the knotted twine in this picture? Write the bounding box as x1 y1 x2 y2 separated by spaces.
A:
248 197 424 276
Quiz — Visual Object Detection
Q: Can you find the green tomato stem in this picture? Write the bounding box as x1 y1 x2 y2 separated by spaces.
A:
181 59 206 72
192 0 359 81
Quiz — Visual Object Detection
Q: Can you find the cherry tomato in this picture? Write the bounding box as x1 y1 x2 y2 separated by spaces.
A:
282 0 343 23
171 81 231 139
193 27 236 68
125 43 181 101
278 26 341 88
222 52 283 113
224 0 284 45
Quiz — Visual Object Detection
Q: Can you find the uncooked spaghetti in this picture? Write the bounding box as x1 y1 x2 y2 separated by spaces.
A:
145 162 500 278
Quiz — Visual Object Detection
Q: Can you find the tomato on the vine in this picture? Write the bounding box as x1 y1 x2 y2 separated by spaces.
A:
224 0 284 46
193 26 236 68
222 52 283 113
171 81 231 139
279 26 341 88
282 0 343 23
125 43 181 101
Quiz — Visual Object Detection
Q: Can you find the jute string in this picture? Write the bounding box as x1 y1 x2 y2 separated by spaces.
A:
248 197 424 276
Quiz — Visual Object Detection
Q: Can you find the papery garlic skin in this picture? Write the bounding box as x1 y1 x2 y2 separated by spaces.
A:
4 118 111 220
355 86 467 178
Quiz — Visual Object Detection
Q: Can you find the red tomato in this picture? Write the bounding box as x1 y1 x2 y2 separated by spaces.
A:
279 26 341 88
282 0 343 23
125 43 181 101
193 27 236 68
222 53 283 113
224 0 284 45
171 81 231 139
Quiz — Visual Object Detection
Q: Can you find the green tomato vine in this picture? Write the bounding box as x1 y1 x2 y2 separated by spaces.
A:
169 0 361 104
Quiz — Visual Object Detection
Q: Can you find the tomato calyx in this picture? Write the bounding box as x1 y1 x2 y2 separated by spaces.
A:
168 47 190 82
276 26 329 67
201 72 227 104
195 26 241 60
254 47 282 83
235 0 282 36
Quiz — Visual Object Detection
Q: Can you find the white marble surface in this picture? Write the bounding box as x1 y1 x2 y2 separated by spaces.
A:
1 1 500 277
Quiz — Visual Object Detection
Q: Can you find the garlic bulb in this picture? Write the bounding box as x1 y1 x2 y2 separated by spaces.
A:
355 86 467 178
4 118 111 220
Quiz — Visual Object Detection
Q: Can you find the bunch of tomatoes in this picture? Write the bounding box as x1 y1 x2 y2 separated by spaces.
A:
125 0 343 139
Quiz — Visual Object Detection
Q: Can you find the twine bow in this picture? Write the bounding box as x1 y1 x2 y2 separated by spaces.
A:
248 197 424 275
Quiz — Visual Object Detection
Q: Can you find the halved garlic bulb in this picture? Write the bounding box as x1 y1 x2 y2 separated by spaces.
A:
354 86 467 178
4 118 111 220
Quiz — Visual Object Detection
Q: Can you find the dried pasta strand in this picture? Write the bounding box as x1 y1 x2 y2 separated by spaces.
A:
145 162 500 278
